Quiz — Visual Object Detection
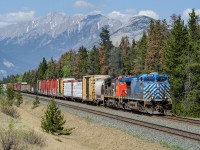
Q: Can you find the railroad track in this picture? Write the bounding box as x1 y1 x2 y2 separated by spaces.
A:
161 115 200 126
22 93 200 142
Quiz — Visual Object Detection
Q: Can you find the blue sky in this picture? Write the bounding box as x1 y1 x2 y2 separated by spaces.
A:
0 0 200 27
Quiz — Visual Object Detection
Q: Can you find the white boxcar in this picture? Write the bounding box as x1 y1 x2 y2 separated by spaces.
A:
73 81 82 98
64 82 72 97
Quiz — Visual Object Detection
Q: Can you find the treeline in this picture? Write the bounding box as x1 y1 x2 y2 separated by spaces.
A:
1 9 200 117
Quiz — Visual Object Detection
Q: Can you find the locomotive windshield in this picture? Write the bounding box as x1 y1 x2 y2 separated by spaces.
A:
142 76 155 82
157 76 167 82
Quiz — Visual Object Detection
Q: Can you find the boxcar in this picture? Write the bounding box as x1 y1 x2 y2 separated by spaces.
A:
59 78 75 97
82 75 110 102
21 82 30 92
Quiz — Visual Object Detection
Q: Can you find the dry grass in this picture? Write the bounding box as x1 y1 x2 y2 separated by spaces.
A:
1 105 20 118
0 128 46 150
0 129 25 150
22 130 46 147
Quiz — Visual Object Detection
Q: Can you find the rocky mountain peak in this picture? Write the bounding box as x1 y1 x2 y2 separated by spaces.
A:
0 13 152 78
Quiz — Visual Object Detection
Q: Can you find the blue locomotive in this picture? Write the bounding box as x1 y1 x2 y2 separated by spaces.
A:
104 72 172 114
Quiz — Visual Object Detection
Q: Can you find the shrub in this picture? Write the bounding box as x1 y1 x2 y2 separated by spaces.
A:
22 130 46 147
0 129 22 150
0 120 24 150
0 120 46 149
1 105 20 118
41 98 73 135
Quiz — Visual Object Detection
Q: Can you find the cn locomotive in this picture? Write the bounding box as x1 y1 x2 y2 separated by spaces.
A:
1 72 172 114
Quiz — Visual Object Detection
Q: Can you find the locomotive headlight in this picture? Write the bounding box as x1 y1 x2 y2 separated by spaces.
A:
156 83 159 88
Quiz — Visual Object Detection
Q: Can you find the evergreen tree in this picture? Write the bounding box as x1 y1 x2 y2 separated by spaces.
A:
74 46 88 78
145 20 168 72
87 46 100 75
32 95 40 109
186 9 200 116
165 16 189 115
15 91 23 107
37 57 47 80
6 86 15 106
119 36 130 75
59 50 76 78
99 27 113 75
134 32 148 74
41 98 72 135
45 57 57 79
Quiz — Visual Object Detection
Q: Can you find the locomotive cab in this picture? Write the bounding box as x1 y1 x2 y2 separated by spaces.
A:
135 73 172 114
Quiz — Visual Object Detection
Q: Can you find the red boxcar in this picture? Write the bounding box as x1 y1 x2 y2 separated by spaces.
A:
48 79 59 96
41 80 47 95
15 83 21 91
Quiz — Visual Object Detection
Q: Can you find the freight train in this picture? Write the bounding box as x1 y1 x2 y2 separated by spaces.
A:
1 72 172 114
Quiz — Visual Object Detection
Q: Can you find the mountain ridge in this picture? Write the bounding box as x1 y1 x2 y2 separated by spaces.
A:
0 13 152 78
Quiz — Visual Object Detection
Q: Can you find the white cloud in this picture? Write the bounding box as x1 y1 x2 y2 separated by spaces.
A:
107 9 136 22
73 1 94 8
89 10 102 15
0 10 35 28
106 9 158 22
182 8 200 20
3 59 14 68
0 70 7 77
138 10 159 19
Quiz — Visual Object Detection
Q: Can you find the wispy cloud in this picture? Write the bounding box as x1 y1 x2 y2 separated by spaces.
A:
3 59 14 68
138 10 159 20
0 10 35 28
107 9 158 22
73 1 94 8
182 8 200 20
0 70 7 77
107 9 136 22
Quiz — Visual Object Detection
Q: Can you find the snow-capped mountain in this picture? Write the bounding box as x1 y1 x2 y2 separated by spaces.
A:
111 16 153 45
0 12 152 78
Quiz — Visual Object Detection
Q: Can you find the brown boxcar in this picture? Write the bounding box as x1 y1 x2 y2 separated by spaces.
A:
21 82 30 92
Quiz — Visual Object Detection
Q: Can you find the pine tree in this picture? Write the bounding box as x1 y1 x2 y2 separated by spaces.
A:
74 46 88 78
119 36 130 75
186 9 200 116
37 57 47 80
135 32 148 74
59 50 76 78
165 16 189 115
99 44 108 74
15 91 23 107
99 27 113 75
123 39 136 75
32 95 40 109
145 20 168 73
6 86 15 106
87 46 100 75
41 98 73 135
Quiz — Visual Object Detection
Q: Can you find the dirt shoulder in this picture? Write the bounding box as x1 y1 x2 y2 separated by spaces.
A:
1 99 170 150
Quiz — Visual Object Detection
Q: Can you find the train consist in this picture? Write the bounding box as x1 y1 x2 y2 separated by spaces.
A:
1 72 172 114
